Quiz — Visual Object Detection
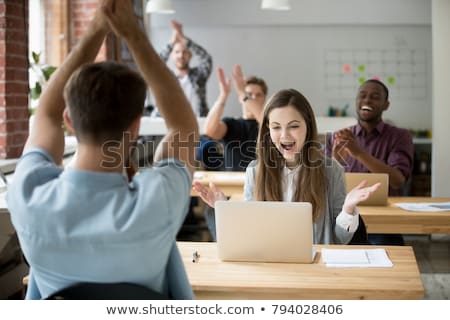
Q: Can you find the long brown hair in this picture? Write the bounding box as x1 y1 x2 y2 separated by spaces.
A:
254 89 326 221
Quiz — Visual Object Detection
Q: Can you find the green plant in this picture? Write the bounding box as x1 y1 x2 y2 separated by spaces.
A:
29 51 57 103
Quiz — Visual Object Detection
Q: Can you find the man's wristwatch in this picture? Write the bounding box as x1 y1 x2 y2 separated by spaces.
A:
242 94 252 103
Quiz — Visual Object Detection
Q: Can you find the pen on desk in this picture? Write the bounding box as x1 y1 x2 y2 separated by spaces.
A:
192 251 200 263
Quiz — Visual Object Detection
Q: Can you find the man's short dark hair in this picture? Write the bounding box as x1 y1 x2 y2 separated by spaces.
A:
64 62 147 144
246 76 268 96
363 79 389 101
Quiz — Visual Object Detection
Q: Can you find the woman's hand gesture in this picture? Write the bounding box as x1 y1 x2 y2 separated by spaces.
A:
343 180 381 213
192 181 226 208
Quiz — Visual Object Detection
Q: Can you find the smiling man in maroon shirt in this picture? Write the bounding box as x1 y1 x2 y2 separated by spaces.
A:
326 79 414 245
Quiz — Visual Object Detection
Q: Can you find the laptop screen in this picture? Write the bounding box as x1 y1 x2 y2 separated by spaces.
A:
215 201 314 263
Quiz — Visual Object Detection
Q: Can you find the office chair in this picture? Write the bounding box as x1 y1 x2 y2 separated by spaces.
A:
46 282 168 300
348 215 370 245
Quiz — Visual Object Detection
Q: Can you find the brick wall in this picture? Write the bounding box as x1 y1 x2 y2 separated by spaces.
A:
0 0 29 159
0 0 112 159
71 0 106 61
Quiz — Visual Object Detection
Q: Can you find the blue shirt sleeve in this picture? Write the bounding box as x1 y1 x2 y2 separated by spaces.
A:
7 148 62 216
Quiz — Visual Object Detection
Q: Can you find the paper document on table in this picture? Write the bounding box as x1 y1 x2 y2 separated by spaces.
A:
212 174 245 182
322 249 393 268
193 172 245 182
394 202 450 212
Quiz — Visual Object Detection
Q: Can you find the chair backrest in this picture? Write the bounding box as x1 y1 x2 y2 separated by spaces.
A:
46 282 167 300
348 215 370 245
344 173 389 205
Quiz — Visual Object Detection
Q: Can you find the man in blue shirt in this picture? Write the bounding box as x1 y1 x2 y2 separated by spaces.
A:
7 0 198 299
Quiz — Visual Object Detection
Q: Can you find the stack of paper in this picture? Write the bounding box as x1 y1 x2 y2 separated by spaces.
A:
394 202 450 212
213 174 245 182
321 249 393 268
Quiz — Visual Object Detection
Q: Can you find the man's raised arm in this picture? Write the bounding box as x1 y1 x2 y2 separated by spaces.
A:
102 0 198 176
24 1 109 165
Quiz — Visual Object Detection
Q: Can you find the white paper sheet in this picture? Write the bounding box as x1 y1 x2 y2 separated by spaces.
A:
194 172 245 182
212 174 245 182
322 248 393 268
394 202 450 212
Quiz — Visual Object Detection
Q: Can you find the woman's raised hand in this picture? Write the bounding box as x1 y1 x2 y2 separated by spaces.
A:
343 180 381 213
192 181 226 208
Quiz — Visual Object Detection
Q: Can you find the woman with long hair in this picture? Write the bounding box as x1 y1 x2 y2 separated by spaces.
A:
193 89 379 244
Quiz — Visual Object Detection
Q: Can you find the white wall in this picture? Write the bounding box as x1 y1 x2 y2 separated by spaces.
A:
431 0 450 197
148 0 432 131
149 0 431 26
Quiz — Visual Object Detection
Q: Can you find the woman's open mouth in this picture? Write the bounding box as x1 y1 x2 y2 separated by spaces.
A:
281 142 295 152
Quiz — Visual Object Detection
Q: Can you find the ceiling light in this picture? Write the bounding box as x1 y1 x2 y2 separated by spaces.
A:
146 0 175 14
261 0 291 11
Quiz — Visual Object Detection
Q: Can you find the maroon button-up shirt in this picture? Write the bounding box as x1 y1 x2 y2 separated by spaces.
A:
326 121 414 196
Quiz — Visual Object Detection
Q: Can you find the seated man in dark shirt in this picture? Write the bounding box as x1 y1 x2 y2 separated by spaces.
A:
200 65 267 171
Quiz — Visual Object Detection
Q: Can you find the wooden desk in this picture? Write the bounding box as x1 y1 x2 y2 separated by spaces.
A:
359 197 450 234
192 171 245 196
178 241 424 300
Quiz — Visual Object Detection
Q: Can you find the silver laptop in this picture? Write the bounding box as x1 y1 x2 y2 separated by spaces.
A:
344 173 389 206
215 201 314 263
